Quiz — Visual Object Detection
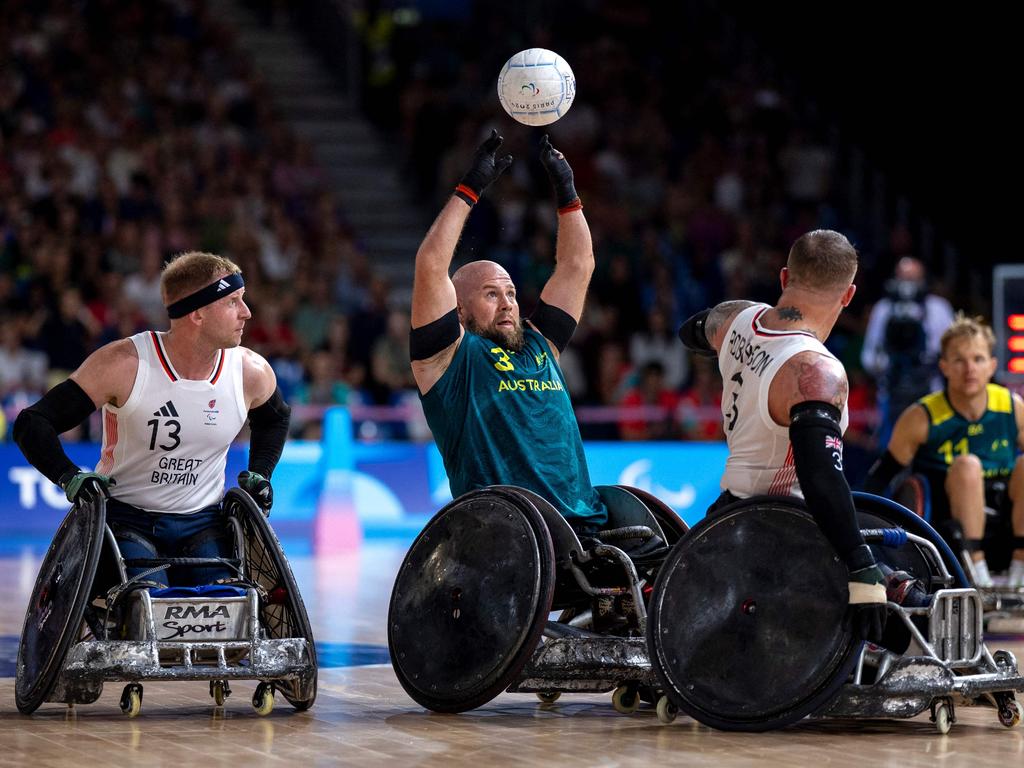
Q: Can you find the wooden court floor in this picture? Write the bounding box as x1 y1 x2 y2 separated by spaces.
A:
2 544 1024 767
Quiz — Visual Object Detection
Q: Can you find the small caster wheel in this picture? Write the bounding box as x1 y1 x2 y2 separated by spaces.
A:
932 700 952 734
536 691 561 704
994 649 1018 672
998 699 1023 728
253 682 275 716
210 680 232 707
656 695 678 724
612 685 640 715
120 684 143 718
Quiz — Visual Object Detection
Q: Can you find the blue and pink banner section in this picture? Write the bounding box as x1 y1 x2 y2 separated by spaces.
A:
0 407 728 556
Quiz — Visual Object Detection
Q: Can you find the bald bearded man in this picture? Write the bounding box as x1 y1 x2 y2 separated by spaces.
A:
409 130 607 533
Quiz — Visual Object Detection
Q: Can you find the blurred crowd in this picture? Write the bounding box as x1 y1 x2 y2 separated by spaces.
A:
1 0 965 461
0 0 412 441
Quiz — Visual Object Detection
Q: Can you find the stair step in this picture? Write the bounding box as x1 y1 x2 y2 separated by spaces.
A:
211 0 425 292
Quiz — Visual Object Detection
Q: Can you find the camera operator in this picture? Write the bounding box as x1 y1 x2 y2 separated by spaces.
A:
861 256 955 447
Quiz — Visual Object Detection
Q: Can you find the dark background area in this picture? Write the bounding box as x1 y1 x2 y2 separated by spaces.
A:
735 3 1014 274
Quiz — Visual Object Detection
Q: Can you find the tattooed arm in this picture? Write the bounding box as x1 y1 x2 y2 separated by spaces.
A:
767 350 848 427
703 300 757 351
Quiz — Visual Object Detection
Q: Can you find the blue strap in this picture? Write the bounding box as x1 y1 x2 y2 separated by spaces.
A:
149 585 248 598
860 527 909 547
880 527 908 548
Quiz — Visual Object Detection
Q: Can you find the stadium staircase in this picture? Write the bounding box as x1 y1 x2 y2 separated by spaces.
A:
210 1 425 304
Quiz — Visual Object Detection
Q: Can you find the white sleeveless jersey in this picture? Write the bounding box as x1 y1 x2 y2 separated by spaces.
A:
718 304 848 499
95 331 248 513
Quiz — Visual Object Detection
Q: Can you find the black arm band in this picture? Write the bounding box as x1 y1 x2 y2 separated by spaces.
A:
247 387 290 478
863 450 906 495
12 380 96 485
678 309 717 357
789 400 866 567
530 299 578 353
409 309 461 361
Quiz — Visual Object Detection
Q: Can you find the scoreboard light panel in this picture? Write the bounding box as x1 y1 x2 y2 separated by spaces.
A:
993 265 1024 382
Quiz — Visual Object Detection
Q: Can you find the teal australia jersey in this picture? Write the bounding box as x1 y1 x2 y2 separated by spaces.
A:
421 327 607 526
912 384 1019 479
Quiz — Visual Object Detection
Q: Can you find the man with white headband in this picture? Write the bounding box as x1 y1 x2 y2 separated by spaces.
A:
13 251 289 585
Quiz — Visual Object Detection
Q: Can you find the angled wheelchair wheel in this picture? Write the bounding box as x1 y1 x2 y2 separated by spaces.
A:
225 488 318 710
613 486 689 544
891 474 930 521
16 496 106 714
388 487 556 713
648 497 858 732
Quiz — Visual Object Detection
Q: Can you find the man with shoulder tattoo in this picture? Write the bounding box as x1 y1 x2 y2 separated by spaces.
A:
678 229 887 642
409 130 607 537
13 251 289 586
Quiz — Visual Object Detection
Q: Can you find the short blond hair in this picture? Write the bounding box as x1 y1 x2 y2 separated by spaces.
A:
786 229 858 291
161 251 242 305
940 312 995 358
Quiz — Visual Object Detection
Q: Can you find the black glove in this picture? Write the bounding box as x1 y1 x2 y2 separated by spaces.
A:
454 129 513 206
539 134 579 210
238 470 273 514
846 545 888 644
58 470 115 505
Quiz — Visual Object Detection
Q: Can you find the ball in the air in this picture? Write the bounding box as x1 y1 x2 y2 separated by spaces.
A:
496 48 575 127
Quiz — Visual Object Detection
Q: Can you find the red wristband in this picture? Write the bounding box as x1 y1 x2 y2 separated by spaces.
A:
454 184 479 206
557 198 583 215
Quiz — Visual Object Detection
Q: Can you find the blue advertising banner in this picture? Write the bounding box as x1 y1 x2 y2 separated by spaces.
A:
0 440 727 554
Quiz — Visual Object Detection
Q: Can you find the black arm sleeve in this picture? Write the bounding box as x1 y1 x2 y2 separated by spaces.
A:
789 401 867 567
12 379 97 485
247 387 290 478
863 450 906 495
678 309 717 357
529 299 578 353
409 309 461 361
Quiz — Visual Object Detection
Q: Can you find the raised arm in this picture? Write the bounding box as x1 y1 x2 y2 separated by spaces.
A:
410 198 471 330
410 130 511 394
534 136 592 343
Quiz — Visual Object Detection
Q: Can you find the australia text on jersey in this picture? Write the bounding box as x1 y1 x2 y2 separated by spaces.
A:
727 328 774 377
497 378 565 392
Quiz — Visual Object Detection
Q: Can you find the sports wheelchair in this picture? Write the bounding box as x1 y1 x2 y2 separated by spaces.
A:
648 491 1024 733
15 488 317 717
387 484 688 714
892 473 1024 627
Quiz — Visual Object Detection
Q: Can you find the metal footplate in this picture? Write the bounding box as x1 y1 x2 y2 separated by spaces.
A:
821 587 1024 721
46 587 314 704
508 636 653 694
58 635 312 683
821 655 1024 719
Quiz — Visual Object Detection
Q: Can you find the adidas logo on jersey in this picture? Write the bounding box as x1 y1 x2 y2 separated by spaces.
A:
153 400 179 418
